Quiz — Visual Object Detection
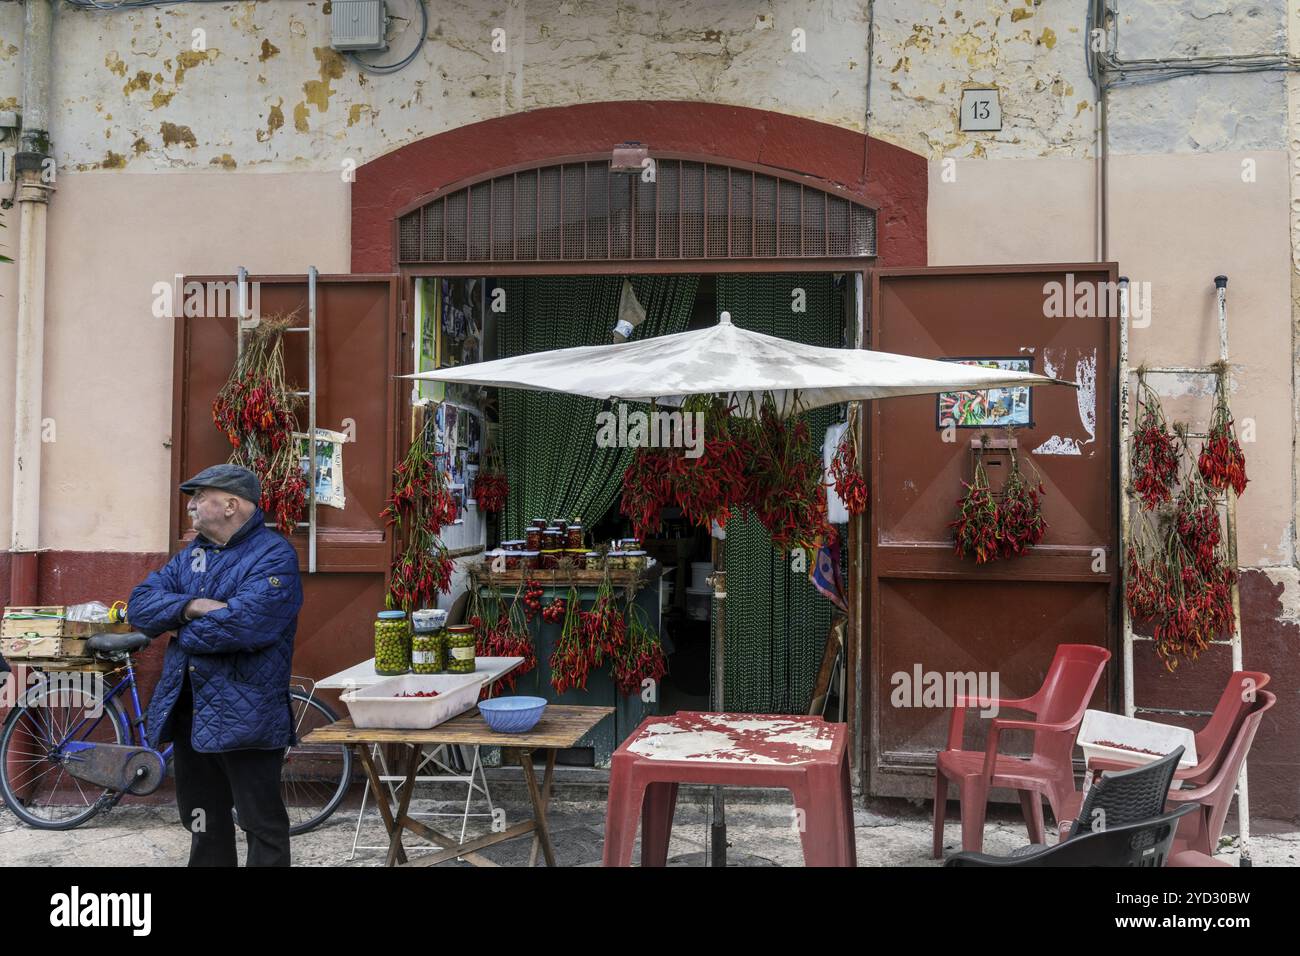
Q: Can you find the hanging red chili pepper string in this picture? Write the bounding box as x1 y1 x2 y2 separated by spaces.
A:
1197 362 1248 497
1131 373 1180 510
211 313 307 535
996 443 1047 559
383 414 456 612
829 409 869 516
950 453 1000 564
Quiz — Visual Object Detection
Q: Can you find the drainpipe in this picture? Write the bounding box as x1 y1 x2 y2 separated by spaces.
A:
9 0 55 606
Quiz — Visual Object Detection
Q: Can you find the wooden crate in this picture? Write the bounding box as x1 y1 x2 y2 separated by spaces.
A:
2 606 135 638
2 606 67 638
1 635 90 660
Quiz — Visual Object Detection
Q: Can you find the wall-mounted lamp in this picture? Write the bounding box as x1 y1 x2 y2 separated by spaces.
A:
610 141 650 175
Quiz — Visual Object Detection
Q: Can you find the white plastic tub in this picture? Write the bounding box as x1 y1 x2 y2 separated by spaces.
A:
341 673 484 730
1078 709 1198 770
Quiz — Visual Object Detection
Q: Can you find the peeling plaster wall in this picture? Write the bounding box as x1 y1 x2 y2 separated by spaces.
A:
2 0 876 174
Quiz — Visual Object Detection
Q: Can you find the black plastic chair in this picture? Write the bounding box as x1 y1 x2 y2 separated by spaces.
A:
1067 745 1185 837
946 746 1190 867
945 803 1196 866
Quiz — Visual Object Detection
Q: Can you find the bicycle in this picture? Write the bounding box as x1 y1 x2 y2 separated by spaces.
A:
0 631 353 834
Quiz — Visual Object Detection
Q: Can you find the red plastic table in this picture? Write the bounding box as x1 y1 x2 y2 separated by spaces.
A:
602 712 856 867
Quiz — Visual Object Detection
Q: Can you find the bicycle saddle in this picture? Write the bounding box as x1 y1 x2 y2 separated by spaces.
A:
85 632 151 654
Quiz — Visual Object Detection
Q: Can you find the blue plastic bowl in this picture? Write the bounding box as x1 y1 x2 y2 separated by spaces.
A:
478 696 548 734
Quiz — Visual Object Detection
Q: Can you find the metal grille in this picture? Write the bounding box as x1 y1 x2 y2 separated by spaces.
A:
396 159 877 263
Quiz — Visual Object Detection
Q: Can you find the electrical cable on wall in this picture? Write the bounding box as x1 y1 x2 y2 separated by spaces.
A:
63 0 232 10
350 0 428 76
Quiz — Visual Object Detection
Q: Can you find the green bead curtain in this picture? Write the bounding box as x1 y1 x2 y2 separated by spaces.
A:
497 276 699 538
712 273 844 714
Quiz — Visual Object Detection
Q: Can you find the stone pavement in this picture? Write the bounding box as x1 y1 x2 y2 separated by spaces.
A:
3 777 1296 866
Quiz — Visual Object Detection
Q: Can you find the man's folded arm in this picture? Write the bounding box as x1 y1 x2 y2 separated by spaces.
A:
178 553 303 656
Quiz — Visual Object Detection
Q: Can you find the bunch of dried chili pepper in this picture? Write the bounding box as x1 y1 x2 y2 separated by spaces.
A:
548 586 591 694
996 448 1047 559
476 586 537 698
579 571 627 668
620 446 675 539
746 395 834 554
950 456 999 564
612 604 669 697
1125 516 1168 622
667 396 752 532
1131 376 1179 510
472 471 509 513
472 428 509 513
829 424 869 516
386 531 454 612
1174 474 1222 578
383 423 457 611
1197 366 1248 497
211 314 306 535
382 430 457 537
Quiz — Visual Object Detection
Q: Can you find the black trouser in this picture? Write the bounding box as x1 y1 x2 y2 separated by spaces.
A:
171 677 291 867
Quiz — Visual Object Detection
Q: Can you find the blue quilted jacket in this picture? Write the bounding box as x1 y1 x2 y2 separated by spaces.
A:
128 508 303 752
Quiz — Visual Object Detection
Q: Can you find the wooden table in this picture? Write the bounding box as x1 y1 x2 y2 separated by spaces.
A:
303 706 612 867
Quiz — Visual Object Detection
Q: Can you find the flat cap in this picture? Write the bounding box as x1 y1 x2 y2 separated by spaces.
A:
179 463 261 504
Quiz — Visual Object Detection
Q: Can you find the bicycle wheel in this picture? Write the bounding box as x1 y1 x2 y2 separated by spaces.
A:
282 689 352 835
0 671 129 830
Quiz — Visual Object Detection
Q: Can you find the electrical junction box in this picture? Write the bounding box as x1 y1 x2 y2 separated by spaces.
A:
331 0 388 52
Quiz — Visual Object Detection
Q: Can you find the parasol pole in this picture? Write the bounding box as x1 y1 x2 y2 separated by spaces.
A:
709 535 727 867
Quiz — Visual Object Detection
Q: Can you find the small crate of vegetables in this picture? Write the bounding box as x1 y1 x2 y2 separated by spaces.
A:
341 673 485 730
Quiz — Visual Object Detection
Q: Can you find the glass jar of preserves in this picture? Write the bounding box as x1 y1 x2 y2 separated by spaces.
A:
624 550 648 570
519 550 540 570
584 550 602 571
446 624 476 673
525 528 543 551
606 551 627 570
540 549 562 570
531 518 549 531
566 524 584 549
542 530 564 551
374 610 410 676
411 609 447 674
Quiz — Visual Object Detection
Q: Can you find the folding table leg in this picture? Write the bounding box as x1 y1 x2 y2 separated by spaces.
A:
357 743 407 866
640 781 679 867
519 748 557 867
528 749 556 867
385 744 421 867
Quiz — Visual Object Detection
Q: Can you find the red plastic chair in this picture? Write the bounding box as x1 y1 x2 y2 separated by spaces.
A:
1086 671 1270 789
931 643 1110 858
1165 689 1275 867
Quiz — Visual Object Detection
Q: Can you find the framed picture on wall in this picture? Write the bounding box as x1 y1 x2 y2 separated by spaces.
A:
936 357 1034 429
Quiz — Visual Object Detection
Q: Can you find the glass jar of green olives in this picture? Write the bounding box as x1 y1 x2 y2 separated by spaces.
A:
411 609 448 674
446 624 476 673
374 610 411 675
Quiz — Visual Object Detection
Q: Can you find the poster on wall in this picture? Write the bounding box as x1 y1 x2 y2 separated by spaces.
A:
414 278 443 405
294 428 348 509
936 357 1034 428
